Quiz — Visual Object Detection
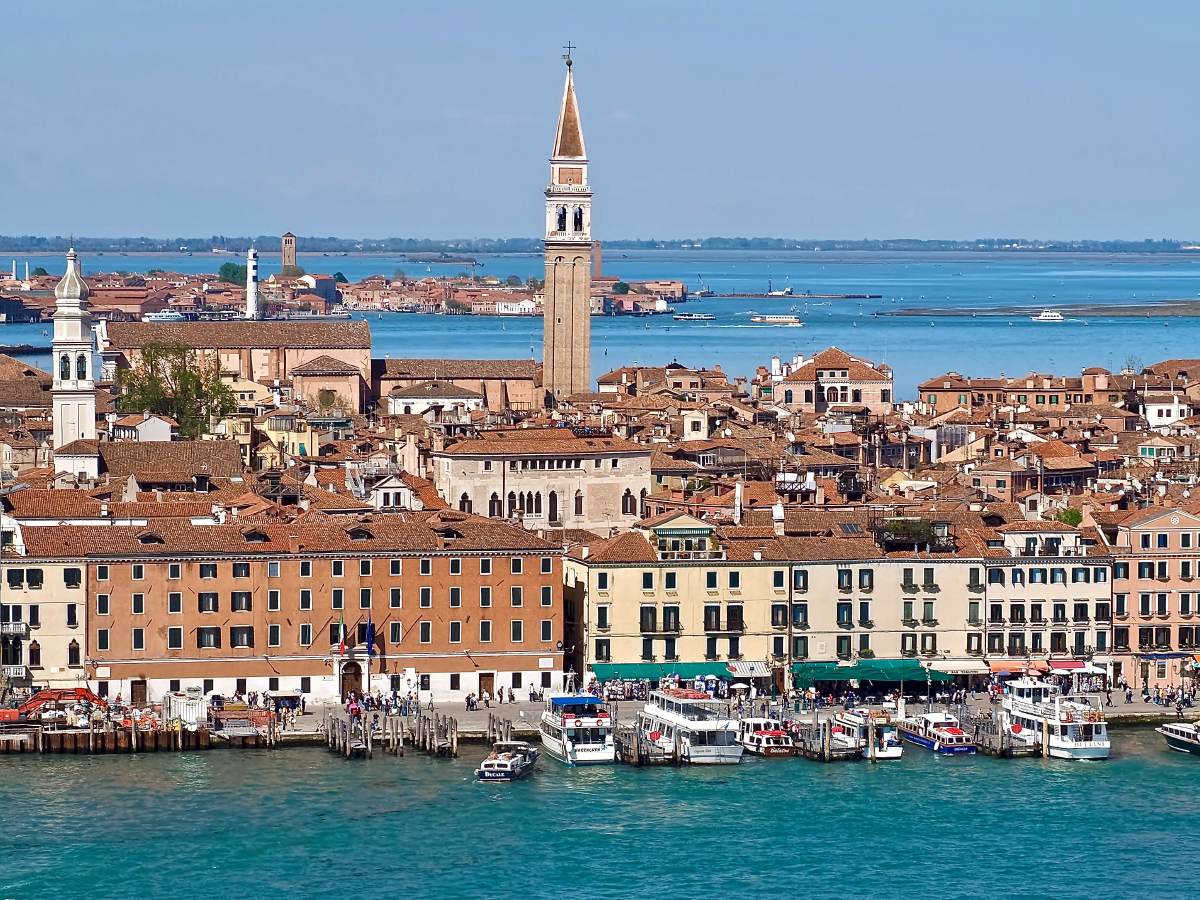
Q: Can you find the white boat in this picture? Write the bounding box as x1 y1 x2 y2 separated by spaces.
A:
475 741 539 781
538 695 615 766
636 689 743 765
1031 309 1063 322
736 717 796 757
899 711 976 754
1000 677 1110 760
673 313 716 321
142 309 185 322
832 709 903 760
1156 721 1200 755
750 314 802 326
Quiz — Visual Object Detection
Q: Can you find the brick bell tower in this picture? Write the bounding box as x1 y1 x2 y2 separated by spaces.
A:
542 49 592 405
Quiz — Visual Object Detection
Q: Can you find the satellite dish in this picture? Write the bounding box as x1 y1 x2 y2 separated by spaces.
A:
724 429 731 437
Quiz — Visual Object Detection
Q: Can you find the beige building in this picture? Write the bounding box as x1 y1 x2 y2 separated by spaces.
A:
542 57 593 404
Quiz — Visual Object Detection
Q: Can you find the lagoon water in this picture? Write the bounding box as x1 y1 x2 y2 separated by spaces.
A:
9 250 1200 395
0 728 1191 900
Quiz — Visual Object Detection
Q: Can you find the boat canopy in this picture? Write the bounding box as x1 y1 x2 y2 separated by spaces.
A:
590 663 720 681
548 696 604 708
792 660 953 686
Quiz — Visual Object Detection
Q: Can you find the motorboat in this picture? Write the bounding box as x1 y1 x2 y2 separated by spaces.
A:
832 709 903 760
475 741 539 781
1156 721 1200 755
636 689 743 765
1001 677 1110 760
142 309 185 322
750 314 802 326
1031 309 1064 322
673 313 716 321
899 711 976 754
736 717 796 757
538 694 615 765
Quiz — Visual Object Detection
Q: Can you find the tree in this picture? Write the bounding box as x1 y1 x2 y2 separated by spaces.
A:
114 343 236 439
526 276 544 290
218 262 247 284
333 272 348 283
147 268 165 276
613 281 630 295
31 267 48 277
393 267 407 281
1055 508 1083 527
280 265 306 277
505 275 522 286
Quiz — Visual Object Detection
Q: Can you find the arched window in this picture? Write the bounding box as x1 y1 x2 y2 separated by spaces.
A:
27 640 40 668
534 492 542 514
784 390 794 404
621 489 636 516
76 354 87 380
67 640 80 667
639 488 648 518
573 206 584 232
489 492 501 518
574 490 583 516
459 492 472 513
548 490 559 524
826 387 839 403
60 354 70 380
517 492 526 513
507 491 517 516
556 206 567 232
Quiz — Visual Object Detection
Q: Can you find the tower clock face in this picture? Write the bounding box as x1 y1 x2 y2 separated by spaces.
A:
558 167 583 185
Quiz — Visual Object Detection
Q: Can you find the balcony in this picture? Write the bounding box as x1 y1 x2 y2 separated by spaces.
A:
901 583 920 594
1 622 29 638
858 619 874 628
968 582 985 594
837 620 854 630
902 618 919 628
988 618 1006 626
1073 617 1090 625
1007 646 1028 656
901 648 918 657
657 550 725 561
921 618 939 627
1030 617 1046 626
1051 616 1069 625
922 583 940 593
967 618 983 627
2 665 27 679
704 622 744 634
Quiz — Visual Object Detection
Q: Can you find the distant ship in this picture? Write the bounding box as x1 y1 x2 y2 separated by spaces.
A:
673 313 716 321
750 314 802 326
1031 309 1064 322
142 309 185 322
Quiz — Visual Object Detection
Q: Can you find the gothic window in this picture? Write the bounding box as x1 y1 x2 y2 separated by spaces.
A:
459 493 472 513
784 390 794 404
640 488 648 518
556 206 567 232
507 491 517 517
76 354 86 380
534 492 543 514
573 206 584 232
574 490 583 516
826 387 839 403
60 354 70 380
621 490 636 516
489 492 501 518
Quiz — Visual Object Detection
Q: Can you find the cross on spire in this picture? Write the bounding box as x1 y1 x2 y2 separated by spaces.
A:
563 42 575 67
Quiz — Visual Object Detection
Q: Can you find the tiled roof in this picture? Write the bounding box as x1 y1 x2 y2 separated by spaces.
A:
98 441 245 478
373 358 537 381
388 380 484 400
106 320 371 349
290 355 364 375
441 431 646 457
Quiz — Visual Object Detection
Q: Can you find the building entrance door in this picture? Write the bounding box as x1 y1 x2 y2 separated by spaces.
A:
131 680 148 707
479 672 495 701
341 662 362 701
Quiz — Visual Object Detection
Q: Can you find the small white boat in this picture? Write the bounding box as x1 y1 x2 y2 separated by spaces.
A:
538 695 615 766
736 717 796 757
636 689 743 765
673 313 716 321
1157 721 1200 755
476 741 539 781
832 709 903 760
142 309 185 322
899 711 976 754
1031 309 1064 322
1001 677 1110 760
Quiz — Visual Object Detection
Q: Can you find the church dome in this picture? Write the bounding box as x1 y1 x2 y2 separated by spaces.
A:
54 248 90 304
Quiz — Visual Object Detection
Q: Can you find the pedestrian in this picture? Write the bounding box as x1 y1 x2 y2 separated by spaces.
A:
1105 688 1113 708
507 687 514 704
482 689 490 709
1125 686 1134 704
1178 700 1185 720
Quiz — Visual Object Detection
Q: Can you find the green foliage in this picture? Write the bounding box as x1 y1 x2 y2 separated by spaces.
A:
218 262 247 284
1054 508 1083 527
526 276 544 290
445 298 471 314
147 268 165 276
505 275 522 286
114 343 236 439
392 268 407 281
280 265 306 277
333 272 348 283
31 267 48 277
613 281 631 295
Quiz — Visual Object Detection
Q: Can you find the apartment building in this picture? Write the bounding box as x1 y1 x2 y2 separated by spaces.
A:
10 512 564 705
0 544 88 691
1109 507 1200 690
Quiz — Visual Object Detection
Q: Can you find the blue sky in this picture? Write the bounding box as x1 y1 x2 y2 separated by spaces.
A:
3 1 1197 240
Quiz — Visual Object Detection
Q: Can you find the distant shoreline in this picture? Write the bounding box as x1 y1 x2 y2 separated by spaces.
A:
891 299 1200 318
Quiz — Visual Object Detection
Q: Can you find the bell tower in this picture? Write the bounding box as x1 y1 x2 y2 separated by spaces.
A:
542 49 592 404
51 248 96 449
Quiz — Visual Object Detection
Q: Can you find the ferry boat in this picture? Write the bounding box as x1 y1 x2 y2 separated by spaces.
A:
636 689 743 765
833 709 904 760
750 314 802 326
899 711 976 754
1156 721 1200 755
1031 309 1064 322
538 695 615 766
1000 677 1110 760
142 309 185 322
672 313 716 321
736 717 796 757
475 741 539 781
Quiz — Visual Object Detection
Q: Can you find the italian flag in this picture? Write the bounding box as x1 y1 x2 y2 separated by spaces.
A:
338 616 346 657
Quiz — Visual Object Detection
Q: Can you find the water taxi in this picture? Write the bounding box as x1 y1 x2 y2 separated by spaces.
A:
736 717 796 757
832 709 903 760
475 741 539 781
899 711 976 754
1031 309 1064 322
636 689 743 765
538 695 615 766
1001 677 1110 760
750 314 802 326
1156 721 1200 755
672 313 716 321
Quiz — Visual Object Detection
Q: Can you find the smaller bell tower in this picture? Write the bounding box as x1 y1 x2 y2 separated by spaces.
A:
51 248 96 450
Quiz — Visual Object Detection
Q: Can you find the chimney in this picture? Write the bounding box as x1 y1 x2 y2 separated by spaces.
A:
753 547 763 561
289 535 301 555
734 480 743 526
581 545 589 559
100 502 109 518
772 500 785 536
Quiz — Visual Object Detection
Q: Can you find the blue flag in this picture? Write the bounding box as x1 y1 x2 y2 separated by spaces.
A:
366 614 375 657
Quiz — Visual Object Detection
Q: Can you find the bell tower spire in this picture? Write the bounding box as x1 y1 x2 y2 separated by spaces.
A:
542 48 593 404
51 248 96 456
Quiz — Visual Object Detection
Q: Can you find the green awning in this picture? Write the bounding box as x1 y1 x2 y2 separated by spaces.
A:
589 662 727 681
791 659 952 685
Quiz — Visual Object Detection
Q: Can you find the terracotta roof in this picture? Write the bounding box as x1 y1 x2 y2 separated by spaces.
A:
98 441 245 478
388 380 484 400
441 431 646 457
106 320 371 350
374 359 537 381
290 355 364 375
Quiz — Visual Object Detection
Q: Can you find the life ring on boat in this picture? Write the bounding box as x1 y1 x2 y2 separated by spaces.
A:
1086 711 1098 723
572 719 582 727
1060 711 1074 723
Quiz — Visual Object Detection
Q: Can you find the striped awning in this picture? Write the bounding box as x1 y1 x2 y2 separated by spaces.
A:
726 660 772 678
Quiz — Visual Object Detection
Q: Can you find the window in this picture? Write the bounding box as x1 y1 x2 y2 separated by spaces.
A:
131 564 144 581
97 565 110 581
539 585 552 608
449 621 462 643
197 627 221 649
168 592 182 614
1051 568 1066 584
96 628 109 651
199 563 217 579
97 594 110 616
167 626 183 650
858 569 873 590
231 592 252 612
1183 594 1193 616
1030 568 1046 584
360 588 372 609
706 571 718 590
837 602 853 626
921 633 937 654
268 561 280 578
420 587 431 608
1185 533 1194 550
511 620 523 642
230 626 254 648
1093 568 1108 583
387 559 401 578
1183 561 1194 580
1158 533 1169 549
838 569 852 590
511 558 523 575
198 592 219 613
595 572 610 592
1158 561 1169 580
332 560 344 577
642 572 654 591
419 622 431 644
300 561 312 577
300 589 312 610
132 593 145 615
511 586 523 607
268 590 280 611
988 568 1004 585
268 624 281 647
1158 593 1170 616
300 624 313 646
595 638 611 662
923 601 936 624
1072 568 1090 584
541 557 552 575
1115 593 1127 616
64 567 82 588
480 620 492 642
355 558 370 578
858 601 871 626
1114 562 1129 580
793 569 808 591
836 635 852 659
1141 533 1152 549
386 621 401 644
541 620 553 642
233 562 250 578
1138 562 1154 579
332 588 344 609
480 558 492 575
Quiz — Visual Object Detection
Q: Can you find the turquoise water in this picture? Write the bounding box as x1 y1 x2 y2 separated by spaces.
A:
10 250 1200 394
0 728 1191 899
